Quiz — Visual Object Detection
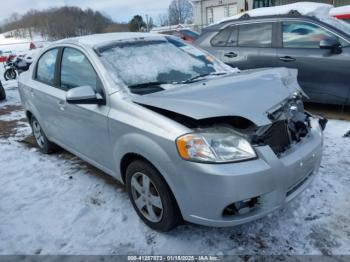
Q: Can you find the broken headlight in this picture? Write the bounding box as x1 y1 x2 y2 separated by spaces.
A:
176 127 256 163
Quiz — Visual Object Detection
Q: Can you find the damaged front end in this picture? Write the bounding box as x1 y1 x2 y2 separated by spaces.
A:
133 67 327 159
140 91 326 159
253 93 327 157
252 93 311 156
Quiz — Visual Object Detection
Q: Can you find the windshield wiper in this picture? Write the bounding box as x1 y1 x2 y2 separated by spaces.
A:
181 72 227 84
128 81 170 89
128 81 170 95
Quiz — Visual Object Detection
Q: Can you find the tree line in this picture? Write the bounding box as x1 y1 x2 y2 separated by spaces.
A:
0 0 194 39
0 6 128 40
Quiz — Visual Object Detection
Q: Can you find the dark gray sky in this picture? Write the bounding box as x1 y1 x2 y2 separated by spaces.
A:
2 0 173 23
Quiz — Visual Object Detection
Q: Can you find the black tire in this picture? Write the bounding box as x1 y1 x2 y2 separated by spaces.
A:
30 116 58 154
4 68 17 81
0 85 5 101
126 160 182 232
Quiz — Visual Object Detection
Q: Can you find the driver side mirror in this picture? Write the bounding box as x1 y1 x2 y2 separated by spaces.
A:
320 38 342 54
66 86 105 105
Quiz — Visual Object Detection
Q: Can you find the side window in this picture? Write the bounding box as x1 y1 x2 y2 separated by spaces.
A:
238 23 273 48
36 48 58 86
60 48 97 91
283 21 344 48
211 27 232 46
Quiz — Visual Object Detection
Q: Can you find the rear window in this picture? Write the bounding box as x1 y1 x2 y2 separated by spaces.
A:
238 23 273 48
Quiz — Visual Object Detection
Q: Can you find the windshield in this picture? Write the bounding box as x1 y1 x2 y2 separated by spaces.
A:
98 37 231 93
320 17 350 36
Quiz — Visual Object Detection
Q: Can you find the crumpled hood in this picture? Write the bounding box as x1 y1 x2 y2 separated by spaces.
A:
132 68 303 126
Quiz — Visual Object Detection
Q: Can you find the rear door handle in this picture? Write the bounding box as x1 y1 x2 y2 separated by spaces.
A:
279 56 296 62
30 88 35 97
58 100 66 111
224 52 238 58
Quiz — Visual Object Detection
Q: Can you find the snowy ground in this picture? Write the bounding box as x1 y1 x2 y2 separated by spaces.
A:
1 80 350 255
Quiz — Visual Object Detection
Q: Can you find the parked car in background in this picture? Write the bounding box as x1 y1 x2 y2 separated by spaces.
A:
330 5 350 23
152 27 200 43
196 5 350 106
19 33 325 231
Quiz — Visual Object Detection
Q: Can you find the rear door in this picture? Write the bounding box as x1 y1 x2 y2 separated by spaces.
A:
213 21 278 70
30 48 64 139
277 20 350 105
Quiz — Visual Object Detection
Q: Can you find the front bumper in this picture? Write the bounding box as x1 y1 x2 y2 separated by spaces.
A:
175 118 323 227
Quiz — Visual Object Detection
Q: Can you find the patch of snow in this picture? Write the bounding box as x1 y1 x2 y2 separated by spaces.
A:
0 31 48 54
215 2 333 25
330 5 350 16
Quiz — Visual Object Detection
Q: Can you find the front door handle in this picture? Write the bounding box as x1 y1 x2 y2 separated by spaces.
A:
279 56 296 62
224 52 238 58
58 100 66 111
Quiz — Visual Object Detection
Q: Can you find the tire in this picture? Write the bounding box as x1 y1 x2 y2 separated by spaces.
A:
30 116 58 154
126 160 182 231
4 68 17 81
0 85 5 101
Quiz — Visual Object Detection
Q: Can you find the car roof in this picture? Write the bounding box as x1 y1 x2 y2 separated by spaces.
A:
205 12 321 31
55 32 166 48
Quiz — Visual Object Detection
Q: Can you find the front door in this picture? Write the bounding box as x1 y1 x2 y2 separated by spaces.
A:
56 47 113 171
29 48 66 139
277 20 350 105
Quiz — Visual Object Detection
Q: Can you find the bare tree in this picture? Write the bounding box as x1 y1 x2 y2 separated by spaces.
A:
157 13 169 27
144 15 154 32
168 0 193 25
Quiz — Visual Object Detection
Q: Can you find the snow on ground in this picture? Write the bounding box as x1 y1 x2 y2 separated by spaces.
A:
0 31 48 54
0 79 350 255
216 2 333 25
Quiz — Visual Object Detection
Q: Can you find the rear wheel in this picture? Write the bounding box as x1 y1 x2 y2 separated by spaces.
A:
0 84 5 101
30 116 58 154
126 160 182 231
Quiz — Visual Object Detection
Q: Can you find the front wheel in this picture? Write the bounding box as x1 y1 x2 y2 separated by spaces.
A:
4 68 17 80
126 160 182 231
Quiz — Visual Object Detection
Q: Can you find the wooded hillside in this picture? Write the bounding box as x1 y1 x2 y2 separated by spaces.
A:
1 6 129 40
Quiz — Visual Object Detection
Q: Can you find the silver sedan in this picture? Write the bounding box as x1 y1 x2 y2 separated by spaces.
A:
18 33 325 231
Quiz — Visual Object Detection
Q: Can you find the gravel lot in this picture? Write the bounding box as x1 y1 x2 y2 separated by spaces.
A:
1 80 350 256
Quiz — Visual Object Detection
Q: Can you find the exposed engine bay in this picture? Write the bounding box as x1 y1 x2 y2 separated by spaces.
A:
252 93 312 156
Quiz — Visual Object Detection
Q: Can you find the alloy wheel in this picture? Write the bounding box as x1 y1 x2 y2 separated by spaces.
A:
32 120 45 148
130 172 163 223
